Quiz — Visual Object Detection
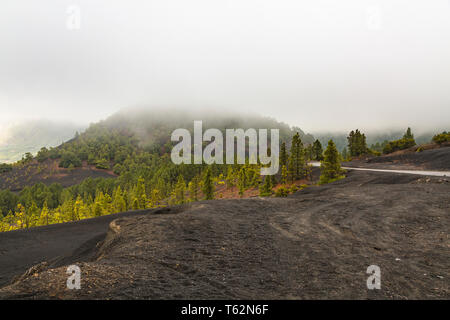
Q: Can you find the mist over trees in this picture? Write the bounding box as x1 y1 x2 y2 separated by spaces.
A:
382 127 416 154
0 107 447 232
0 109 317 231
0 120 84 163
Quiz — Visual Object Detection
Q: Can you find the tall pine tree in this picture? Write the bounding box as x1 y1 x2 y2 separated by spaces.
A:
319 140 343 184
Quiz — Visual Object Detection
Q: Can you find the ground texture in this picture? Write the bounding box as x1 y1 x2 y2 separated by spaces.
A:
344 144 450 171
0 159 116 191
0 170 448 299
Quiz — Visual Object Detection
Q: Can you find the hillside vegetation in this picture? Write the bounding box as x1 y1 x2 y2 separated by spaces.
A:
0 109 317 231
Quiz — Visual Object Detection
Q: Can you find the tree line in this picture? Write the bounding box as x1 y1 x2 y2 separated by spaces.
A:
1 128 336 232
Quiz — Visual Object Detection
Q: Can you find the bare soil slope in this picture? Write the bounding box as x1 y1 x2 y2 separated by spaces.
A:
0 170 448 299
0 159 116 191
344 145 450 171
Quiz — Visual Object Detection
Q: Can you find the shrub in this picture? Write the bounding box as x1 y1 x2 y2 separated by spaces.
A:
59 152 82 168
275 186 289 197
432 132 450 145
95 159 110 170
36 147 50 163
0 163 12 173
113 163 123 175
48 148 60 159
383 138 415 154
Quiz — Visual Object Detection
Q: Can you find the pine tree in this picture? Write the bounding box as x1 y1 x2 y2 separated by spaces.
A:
39 201 50 225
135 177 147 209
347 129 367 157
225 166 235 189
305 144 314 161
112 186 126 213
319 140 343 184
287 155 295 183
175 174 186 204
289 132 307 180
341 147 348 161
28 202 40 228
259 176 273 197
280 142 288 169
15 204 26 229
74 195 89 220
403 127 414 140
281 165 288 185
131 197 139 210
151 189 162 207
202 167 215 200
238 167 246 197
290 133 299 178
188 176 200 201
312 139 324 161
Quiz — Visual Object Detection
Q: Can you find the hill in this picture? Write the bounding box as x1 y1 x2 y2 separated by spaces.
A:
0 108 312 192
0 108 315 230
0 159 117 192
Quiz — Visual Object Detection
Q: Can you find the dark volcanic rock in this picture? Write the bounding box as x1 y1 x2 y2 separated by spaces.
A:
0 171 449 299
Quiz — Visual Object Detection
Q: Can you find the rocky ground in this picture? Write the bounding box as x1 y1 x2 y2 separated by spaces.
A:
0 159 116 191
343 145 450 171
0 169 448 299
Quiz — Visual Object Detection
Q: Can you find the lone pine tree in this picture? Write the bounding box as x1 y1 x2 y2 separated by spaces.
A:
319 140 343 184
347 129 368 157
312 139 324 161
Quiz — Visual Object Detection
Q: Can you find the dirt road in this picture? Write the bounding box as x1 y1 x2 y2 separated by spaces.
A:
310 162 450 177
0 170 448 299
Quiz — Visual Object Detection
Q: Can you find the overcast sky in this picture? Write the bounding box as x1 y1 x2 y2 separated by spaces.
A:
0 0 449 133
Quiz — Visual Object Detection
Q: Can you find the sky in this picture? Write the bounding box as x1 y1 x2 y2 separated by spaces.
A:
0 0 449 133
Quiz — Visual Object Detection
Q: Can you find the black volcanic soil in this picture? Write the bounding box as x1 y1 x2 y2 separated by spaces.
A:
343 145 450 171
0 159 116 191
0 170 448 299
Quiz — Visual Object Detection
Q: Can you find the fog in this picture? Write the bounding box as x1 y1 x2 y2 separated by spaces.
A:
1 0 449 133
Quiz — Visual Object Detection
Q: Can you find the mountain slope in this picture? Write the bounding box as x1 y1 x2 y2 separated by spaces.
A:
0 170 448 299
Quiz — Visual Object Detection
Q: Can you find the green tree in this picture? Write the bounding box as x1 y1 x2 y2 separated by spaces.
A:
174 174 186 204
225 166 236 189
319 140 343 184
312 139 324 161
290 132 307 180
432 131 450 145
259 176 273 197
188 176 200 201
341 147 348 161
112 186 127 213
347 129 368 157
403 127 414 140
39 201 50 225
279 142 288 169
280 165 288 185
202 168 215 200
237 166 248 197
